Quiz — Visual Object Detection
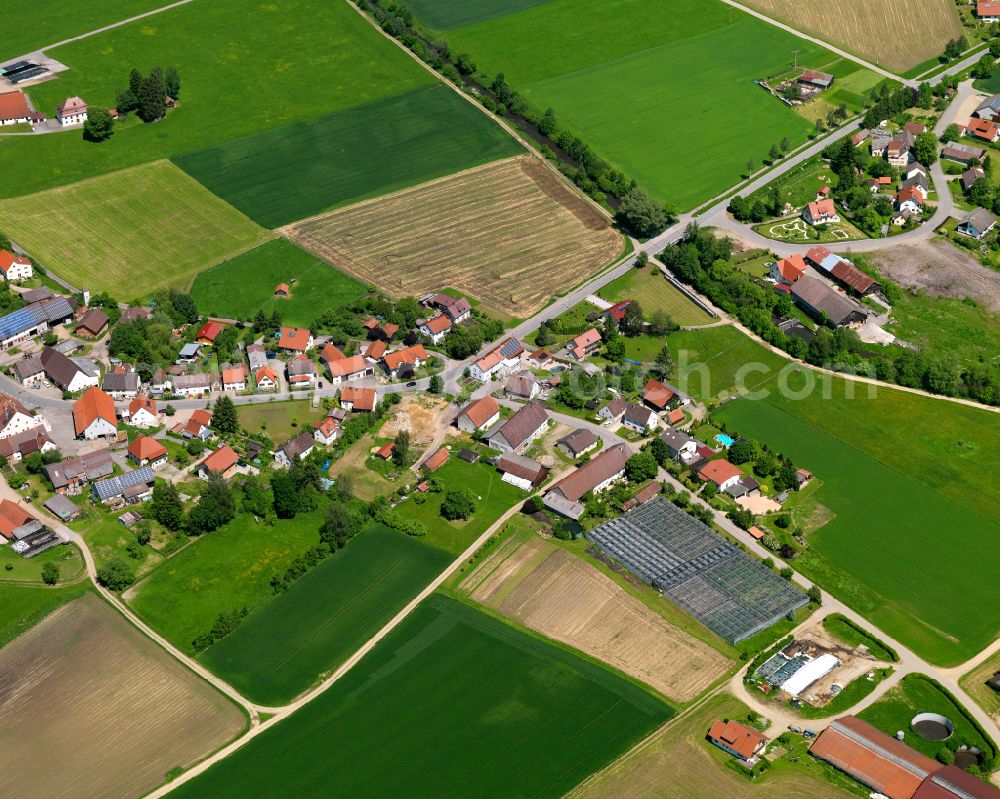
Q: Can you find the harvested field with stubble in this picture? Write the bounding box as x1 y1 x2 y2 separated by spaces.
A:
461 537 732 702
283 156 623 318
741 0 961 73
0 594 244 799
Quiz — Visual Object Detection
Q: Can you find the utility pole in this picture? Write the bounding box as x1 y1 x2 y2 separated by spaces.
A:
792 49 799 69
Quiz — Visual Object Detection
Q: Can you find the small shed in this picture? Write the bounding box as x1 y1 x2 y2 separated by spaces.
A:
44 493 79 521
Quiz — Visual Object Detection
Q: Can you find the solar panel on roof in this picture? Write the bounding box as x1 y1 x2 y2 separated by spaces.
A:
0 306 40 341
588 498 808 643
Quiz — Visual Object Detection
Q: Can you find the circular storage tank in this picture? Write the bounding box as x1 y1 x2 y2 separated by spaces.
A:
911 712 954 741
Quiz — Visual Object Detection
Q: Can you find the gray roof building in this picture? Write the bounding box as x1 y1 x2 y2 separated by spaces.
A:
44 493 79 521
557 428 599 458
487 400 549 452
40 346 85 389
660 428 697 458
92 466 155 503
957 207 998 239
790 277 868 327
44 448 113 490
102 372 140 394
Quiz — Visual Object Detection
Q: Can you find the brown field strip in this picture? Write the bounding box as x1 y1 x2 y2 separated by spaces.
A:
0 594 244 799
570 693 857 799
464 539 731 702
741 0 962 73
282 156 623 319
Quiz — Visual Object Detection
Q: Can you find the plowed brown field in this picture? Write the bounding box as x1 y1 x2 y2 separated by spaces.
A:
0 594 244 799
741 0 961 73
462 537 731 702
282 156 623 318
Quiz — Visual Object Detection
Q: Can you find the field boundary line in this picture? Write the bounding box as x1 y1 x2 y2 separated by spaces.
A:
277 155 527 229
713 0 910 85
341 0 617 226
5 0 197 61
141 502 526 798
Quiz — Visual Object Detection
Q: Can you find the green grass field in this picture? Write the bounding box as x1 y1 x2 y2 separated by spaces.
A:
0 0 165 59
237 399 327 445
170 594 672 798
174 85 523 228
126 509 324 653
405 0 551 29
0 542 85 584
714 384 1000 665
597 266 713 326
822 614 897 662
884 291 1000 382
435 0 871 209
0 160 270 296
404 458 525 554
190 238 367 326
747 155 836 210
0 0 433 198
200 526 451 705
0 582 91 649
858 674 995 760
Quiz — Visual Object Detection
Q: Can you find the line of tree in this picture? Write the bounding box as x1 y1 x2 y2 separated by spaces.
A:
115 65 180 123
357 0 675 238
659 225 1000 405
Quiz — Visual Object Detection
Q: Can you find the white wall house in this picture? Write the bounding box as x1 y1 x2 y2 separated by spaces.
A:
0 250 33 281
0 408 45 440
56 96 88 126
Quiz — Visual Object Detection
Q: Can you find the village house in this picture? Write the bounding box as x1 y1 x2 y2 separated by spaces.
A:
770 254 807 286
102 371 140 401
698 459 744 492
885 132 914 167
707 720 768 765
941 143 985 164
120 306 151 323
93 466 155 506
363 318 399 342
966 117 1000 142
805 247 881 297
802 199 840 226
486 400 549 454
44 449 113 494
470 338 524 382
429 293 472 323
326 354 373 384
455 395 501 433
254 365 279 392
72 387 117 440
527 349 553 369
278 327 313 354
56 96 88 126
197 445 239 481
0 249 32 281
195 321 224 346
177 342 201 363
543 443 630 520
557 428 600 459
603 299 632 326
640 379 674 412
979 0 1000 22
597 396 628 423
421 447 449 473
418 314 452 345
127 436 168 469
275 431 315 467
895 185 924 214
566 328 602 361
0 427 54 462
496 453 549 490
0 393 45 440
961 166 986 191
125 395 158 428
76 308 110 339
148 369 171 396
621 403 658 434
790 277 868 327
313 415 340 445
175 408 213 440
0 90 32 126
172 372 218 398
957 207 998 239
246 343 268 371
39 347 98 392
382 344 428 377
286 356 316 388
340 385 377 412
505 371 540 401
222 364 248 392
661 428 698 461
363 339 387 361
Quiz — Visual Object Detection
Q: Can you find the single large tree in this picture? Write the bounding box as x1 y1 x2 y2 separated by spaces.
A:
187 474 235 533
97 556 135 591
393 430 410 467
83 108 115 143
212 396 239 435
617 188 671 239
137 72 166 122
151 480 185 530
319 503 355 550
440 487 476 520
165 66 181 98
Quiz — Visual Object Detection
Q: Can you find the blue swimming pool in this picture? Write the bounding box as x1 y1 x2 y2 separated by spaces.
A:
715 433 735 447
550 365 566 374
